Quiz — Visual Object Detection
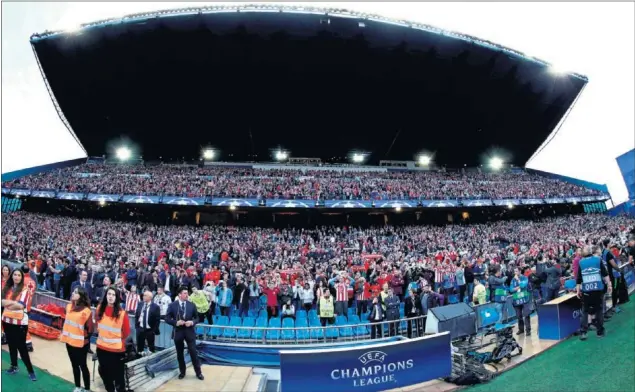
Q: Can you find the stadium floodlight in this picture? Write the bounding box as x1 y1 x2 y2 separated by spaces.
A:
202 149 215 160
489 157 504 170
507 202 514 209
395 206 402 212
352 153 365 163
116 147 132 161
275 151 288 161
418 155 432 166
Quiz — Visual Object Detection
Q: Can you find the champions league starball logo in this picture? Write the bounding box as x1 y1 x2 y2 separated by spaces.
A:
59 193 82 200
269 200 313 208
164 197 202 206
327 201 368 208
215 199 256 207
330 350 414 387
125 196 156 204
376 201 414 209
88 195 118 202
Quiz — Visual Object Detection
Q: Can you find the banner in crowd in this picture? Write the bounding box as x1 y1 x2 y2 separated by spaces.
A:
31 190 56 198
121 195 161 204
87 193 121 202
280 333 451 392
162 196 206 206
57 192 84 200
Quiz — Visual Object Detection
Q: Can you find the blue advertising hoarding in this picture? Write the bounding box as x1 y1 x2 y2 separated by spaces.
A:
374 200 418 208
280 333 451 392
538 294 581 340
31 190 57 199
122 195 161 204
266 199 315 208
462 199 493 207
87 194 121 202
1 188 11 195
57 192 84 200
162 196 206 206
544 198 566 204
11 189 32 197
421 200 459 208
324 200 373 208
210 198 260 207
493 199 521 206
521 198 544 205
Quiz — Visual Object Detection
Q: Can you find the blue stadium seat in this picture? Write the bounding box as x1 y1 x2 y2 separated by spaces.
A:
238 317 255 339
348 315 360 324
399 308 405 318
248 309 259 318
214 306 221 315
308 309 318 320
223 317 242 338
195 322 209 339
296 318 310 340
296 310 307 320
361 312 369 321
354 320 369 336
251 317 268 340
281 317 296 340
266 318 281 341
339 316 354 338
211 316 229 338
347 307 356 317
231 307 239 317
309 317 324 339
564 279 576 290
213 315 220 324
399 302 405 310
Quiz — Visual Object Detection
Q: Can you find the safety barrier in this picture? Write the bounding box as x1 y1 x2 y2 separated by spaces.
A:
195 315 428 345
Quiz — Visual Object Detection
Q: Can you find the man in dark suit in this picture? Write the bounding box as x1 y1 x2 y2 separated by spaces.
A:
70 270 94 303
165 286 204 381
135 290 161 354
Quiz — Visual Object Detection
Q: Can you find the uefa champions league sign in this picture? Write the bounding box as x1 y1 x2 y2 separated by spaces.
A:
280 333 451 392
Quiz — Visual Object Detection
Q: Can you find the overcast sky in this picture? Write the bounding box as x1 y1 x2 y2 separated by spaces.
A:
1 2 633 204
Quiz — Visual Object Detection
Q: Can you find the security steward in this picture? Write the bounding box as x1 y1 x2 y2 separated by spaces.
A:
60 286 94 391
577 246 612 340
510 267 532 335
318 289 335 326
96 286 130 392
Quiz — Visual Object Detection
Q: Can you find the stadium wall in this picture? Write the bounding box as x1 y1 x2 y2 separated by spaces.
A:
525 168 610 195
1 157 86 182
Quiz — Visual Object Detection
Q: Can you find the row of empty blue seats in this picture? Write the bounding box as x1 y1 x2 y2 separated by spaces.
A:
213 308 409 321
195 313 411 340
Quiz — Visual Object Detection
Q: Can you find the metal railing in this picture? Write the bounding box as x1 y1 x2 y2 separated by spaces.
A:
193 315 428 345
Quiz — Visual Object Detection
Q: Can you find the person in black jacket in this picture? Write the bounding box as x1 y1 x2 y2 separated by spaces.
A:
368 296 385 339
384 289 401 337
404 288 423 338
134 291 161 355
165 287 204 381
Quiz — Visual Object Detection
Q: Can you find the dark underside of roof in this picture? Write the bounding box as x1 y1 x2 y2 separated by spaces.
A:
32 11 586 166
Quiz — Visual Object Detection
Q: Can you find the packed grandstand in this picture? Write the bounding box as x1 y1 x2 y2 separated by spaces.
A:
2 163 604 200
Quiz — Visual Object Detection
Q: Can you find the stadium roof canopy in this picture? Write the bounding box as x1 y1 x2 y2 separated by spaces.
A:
30 5 587 167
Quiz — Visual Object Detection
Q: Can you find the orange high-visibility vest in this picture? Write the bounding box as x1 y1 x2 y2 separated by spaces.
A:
2 288 28 324
60 304 91 348
96 311 125 351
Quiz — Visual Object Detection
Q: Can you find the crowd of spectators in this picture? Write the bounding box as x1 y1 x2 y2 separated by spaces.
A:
1 163 603 200
2 211 633 321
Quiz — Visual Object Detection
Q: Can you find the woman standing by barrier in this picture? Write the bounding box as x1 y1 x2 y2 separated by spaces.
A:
96 286 130 392
1 264 11 345
1 268 36 381
61 286 94 391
